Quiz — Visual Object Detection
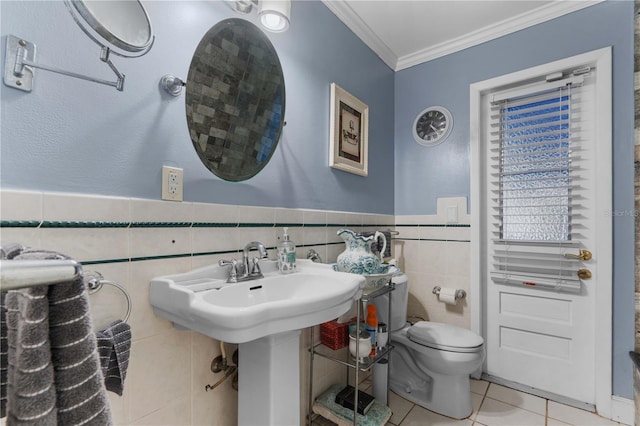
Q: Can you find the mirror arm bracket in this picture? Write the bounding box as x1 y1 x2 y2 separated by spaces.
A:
4 35 125 92
100 47 125 91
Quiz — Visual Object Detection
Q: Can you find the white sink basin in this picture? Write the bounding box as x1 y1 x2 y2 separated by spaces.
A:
150 259 365 343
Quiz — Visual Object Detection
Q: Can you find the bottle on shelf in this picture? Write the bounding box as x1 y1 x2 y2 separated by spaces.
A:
366 304 378 356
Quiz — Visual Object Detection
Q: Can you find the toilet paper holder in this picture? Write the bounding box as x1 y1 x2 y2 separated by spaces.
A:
432 286 466 301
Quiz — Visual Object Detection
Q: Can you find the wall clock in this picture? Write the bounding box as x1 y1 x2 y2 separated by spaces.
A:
413 106 453 146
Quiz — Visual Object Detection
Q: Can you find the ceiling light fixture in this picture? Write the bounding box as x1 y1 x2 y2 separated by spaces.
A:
258 0 290 32
225 0 290 33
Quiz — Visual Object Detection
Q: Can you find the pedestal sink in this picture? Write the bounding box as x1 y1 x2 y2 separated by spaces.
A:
150 259 365 425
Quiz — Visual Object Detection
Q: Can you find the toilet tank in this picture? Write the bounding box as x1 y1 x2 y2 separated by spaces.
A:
372 273 408 332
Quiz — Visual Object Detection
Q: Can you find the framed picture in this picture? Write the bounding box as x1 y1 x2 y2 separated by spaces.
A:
329 83 369 176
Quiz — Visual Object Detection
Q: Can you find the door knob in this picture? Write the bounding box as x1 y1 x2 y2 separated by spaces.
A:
577 269 592 280
564 249 592 261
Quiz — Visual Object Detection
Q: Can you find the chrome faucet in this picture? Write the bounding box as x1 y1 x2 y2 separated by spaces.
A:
306 249 322 263
242 241 268 277
219 241 269 283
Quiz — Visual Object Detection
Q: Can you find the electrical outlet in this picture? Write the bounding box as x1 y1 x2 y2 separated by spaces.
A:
162 166 183 201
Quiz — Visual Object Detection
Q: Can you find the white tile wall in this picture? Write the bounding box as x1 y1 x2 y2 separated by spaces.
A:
44 192 130 223
0 189 398 425
1 190 42 221
3 191 475 423
395 197 472 329
42 227 130 262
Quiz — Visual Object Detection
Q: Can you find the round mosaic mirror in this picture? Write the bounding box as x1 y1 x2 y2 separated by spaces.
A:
185 18 286 182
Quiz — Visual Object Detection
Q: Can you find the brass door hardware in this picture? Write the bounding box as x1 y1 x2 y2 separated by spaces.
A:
564 249 592 261
577 269 592 280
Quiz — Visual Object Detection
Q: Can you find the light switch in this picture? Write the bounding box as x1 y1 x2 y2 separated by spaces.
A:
446 205 458 224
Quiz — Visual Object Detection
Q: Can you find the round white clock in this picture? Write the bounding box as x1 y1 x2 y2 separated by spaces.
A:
413 106 453 146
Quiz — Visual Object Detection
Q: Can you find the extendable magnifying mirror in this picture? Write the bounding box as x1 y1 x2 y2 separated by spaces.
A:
4 0 154 92
67 0 154 55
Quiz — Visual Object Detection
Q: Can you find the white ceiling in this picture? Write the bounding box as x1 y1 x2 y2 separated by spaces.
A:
321 0 601 71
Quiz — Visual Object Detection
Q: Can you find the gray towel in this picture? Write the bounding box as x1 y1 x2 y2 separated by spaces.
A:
5 277 57 425
95 320 131 396
0 243 38 424
359 231 392 258
1 246 113 425
1 292 8 418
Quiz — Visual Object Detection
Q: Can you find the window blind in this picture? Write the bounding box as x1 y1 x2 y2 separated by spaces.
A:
488 74 590 292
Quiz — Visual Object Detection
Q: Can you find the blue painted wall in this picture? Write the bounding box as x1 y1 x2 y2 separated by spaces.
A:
394 1 634 398
2 0 634 401
0 0 395 214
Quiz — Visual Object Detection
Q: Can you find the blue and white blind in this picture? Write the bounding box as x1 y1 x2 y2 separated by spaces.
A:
488 72 592 292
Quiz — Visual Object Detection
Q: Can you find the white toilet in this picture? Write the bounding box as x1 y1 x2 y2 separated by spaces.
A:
373 273 485 419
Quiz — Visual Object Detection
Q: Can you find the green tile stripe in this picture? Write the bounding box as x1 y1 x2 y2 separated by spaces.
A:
130 222 191 228
395 222 470 242
80 257 132 266
41 221 130 228
399 238 471 243
237 223 278 228
81 250 238 266
1 220 401 229
395 223 470 228
3 218 463 229
0 220 41 227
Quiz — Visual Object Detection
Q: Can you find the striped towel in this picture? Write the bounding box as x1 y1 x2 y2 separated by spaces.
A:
1 292 9 418
96 321 131 396
0 246 113 425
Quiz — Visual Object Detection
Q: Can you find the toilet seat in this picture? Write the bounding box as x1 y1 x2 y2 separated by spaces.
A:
407 322 484 353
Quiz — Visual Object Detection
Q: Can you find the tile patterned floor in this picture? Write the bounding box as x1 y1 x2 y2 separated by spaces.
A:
312 379 625 426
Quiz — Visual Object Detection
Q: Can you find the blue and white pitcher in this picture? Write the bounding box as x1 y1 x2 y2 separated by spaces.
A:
335 229 387 275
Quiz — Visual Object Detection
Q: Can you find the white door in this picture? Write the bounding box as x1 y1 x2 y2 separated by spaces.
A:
471 48 612 408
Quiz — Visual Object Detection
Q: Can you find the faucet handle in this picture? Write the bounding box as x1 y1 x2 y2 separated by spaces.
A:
218 258 239 281
250 257 263 277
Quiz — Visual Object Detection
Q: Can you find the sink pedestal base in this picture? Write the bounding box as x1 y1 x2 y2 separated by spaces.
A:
238 329 301 426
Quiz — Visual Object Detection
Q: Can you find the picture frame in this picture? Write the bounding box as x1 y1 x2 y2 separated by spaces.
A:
329 83 369 176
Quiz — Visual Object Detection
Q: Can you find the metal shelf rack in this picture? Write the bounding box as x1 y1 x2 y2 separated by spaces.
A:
308 282 395 426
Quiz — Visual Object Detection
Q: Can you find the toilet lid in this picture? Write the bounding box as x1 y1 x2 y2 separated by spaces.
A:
407 322 484 353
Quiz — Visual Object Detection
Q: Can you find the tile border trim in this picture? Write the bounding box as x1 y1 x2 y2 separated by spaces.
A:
395 223 471 228
398 238 471 243
2 220 462 229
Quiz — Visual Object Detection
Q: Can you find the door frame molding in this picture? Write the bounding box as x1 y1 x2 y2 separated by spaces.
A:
469 47 613 417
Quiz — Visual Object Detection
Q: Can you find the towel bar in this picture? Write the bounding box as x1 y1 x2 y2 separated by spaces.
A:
0 259 82 290
0 259 131 322
85 272 132 322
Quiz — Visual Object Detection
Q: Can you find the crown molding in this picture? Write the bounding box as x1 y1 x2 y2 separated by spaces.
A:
396 1 603 70
322 0 603 72
321 0 397 70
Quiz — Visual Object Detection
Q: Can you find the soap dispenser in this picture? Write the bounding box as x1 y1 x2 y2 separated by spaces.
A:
277 227 297 274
